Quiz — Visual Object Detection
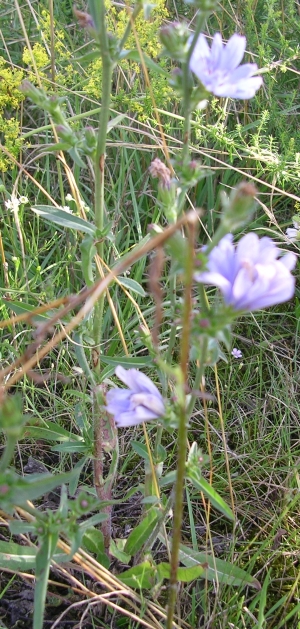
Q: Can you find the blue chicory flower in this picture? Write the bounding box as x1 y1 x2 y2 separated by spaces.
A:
189 33 263 99
195 233 296 312
106 366 165 427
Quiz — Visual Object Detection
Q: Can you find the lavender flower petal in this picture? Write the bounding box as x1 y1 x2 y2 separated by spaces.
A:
106 367 165 428
195 233 296 312
190 32 263 100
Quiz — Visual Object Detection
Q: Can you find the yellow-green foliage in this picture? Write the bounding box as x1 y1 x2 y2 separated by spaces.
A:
0 57 24 171
85 0 174 120
22 10 77 88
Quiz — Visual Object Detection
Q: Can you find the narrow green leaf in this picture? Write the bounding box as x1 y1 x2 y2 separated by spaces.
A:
187 471 234 521
31 206 96 236
1 299 50 321
118 277 146 297
80 236 96 286
107 113 127 130
12 469 83 504
25 421 83 442
179 543 261 590
100 355 152 369
120 50 169 77
0 540 37 570
124 509 158 555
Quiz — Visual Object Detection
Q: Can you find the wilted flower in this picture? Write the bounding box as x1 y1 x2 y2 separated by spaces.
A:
106 366 165 428
231 347 242 359
189 33 263 99
286 221 300 243
195 233 296 312
149 158 171 189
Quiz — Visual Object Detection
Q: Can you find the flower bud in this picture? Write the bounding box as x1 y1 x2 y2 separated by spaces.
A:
159 22 190 61
221 182 257 231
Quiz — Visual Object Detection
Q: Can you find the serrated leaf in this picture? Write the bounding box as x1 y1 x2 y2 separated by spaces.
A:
187 471 234 521
31 206 96 236
179 543 261 590
124 509 158 556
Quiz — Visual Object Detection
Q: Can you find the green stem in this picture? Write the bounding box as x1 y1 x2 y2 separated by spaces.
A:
88 1 114 370
166 223 195 629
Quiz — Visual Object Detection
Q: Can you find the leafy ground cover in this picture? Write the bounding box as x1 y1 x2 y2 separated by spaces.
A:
0 0 300 628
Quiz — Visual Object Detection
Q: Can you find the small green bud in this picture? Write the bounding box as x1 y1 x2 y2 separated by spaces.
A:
159 22 190 61
222 182 257 231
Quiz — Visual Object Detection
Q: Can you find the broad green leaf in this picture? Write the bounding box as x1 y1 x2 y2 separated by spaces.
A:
187 471 234 521
179 543 261 590
119 561 156 589
118 277 146 297
110 538 131 565
131 441 149 460
31 206 96 236
156 562 206 583
83 528 110 568
0 540 37 570
124 509 159 555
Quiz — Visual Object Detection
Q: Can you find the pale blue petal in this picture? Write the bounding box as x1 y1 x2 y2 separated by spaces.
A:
220 34 246 71
115 365 161 396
